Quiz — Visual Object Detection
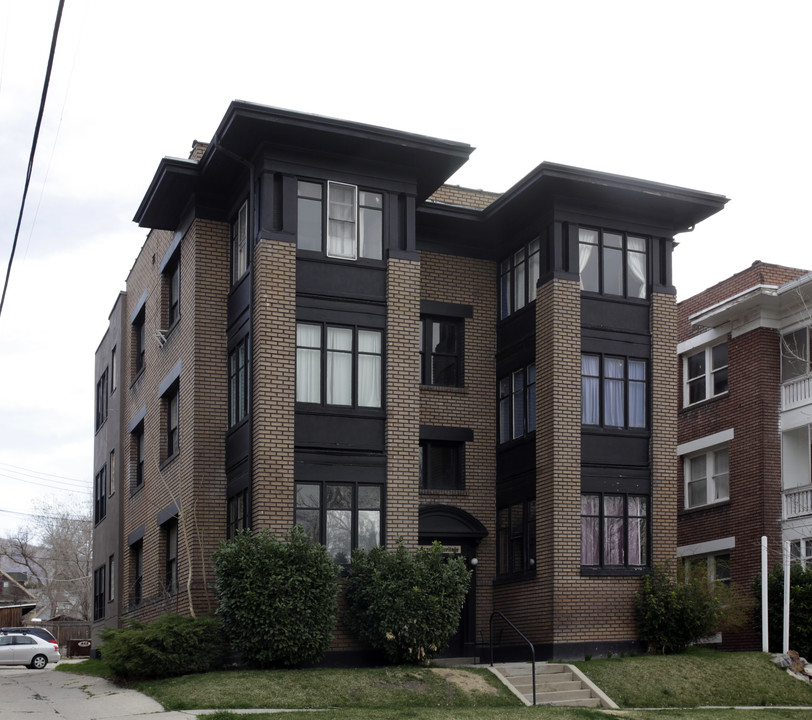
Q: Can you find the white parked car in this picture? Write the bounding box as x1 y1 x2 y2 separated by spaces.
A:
0 632 60 669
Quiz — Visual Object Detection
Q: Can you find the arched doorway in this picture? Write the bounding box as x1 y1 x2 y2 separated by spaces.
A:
418 505 488 657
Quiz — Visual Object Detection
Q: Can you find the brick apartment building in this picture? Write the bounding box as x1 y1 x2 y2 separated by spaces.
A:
92 101 727 660
677 261 812 649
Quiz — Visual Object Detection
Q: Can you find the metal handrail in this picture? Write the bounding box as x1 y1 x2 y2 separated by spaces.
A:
489 611 536 705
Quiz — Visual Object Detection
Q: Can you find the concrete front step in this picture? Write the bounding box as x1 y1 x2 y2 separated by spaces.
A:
490 662 616 709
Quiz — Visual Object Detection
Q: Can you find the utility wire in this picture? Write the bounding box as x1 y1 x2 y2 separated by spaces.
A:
0 0 65 320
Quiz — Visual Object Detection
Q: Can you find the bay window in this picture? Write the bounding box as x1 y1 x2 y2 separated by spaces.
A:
499 238 541 320
231 200 248 284
578 227 647 299
296 323 382 408
581 493 648 570
295 482 382 563
499 363 536 442
297 180 382 261
582 354 646 429
229 336 250 427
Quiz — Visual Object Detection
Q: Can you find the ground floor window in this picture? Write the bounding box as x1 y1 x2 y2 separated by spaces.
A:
131 541 143 606
581 493 648 570
164 519 178 594
93 566 105 620
227 489 250 538
790 538 812 569
295 482 382 563
684 553 731 584
496 500 536 576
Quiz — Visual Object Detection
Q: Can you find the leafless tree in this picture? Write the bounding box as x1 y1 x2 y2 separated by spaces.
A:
0 499 92 620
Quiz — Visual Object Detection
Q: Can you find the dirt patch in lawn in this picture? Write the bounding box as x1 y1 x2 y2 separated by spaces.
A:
431 668 499 695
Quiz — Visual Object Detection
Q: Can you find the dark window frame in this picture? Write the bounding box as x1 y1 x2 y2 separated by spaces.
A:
498 363 536 443
133 308 146 375
132 423 144 489
578 226 648 299
95 368 108 431
296 179 384 262
228 336 251 428
93 565 105 620
227 489 250 539
94 465 107 524
499 238 541 320
295 322 383 410
164 518 178 594
166 258 180 328
294 481 384 564
419 440 464 491
165 383 179 460
581 353 647 430
131 540 143 606
420 316 464 387
108 554 115 602
580 492 649 574
496 499 536 578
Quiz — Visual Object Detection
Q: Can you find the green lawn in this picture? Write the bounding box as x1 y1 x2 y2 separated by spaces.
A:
58 648 812 719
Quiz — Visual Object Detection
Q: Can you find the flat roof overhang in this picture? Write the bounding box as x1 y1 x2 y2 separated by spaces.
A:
134 101 473 230
417 162 729 259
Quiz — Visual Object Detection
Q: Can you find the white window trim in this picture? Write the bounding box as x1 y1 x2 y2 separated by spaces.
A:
682 340 728 407
677 536 735 557
677 428 734 457
682 443 730 509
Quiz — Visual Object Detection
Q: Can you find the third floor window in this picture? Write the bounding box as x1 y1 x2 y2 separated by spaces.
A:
579 227 647 299
683 342 728 406
297 180 383 261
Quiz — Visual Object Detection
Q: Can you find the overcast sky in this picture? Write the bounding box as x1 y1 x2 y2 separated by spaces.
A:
1 0 810 536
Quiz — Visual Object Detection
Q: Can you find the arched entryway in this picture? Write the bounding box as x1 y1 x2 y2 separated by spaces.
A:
418 504 488 657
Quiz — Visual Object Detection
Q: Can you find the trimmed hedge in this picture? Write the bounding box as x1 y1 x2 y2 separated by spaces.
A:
213 526 339 667
345 542 471 664
99 614 225 680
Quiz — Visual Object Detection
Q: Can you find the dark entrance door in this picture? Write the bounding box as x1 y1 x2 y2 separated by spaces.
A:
418 505 488 658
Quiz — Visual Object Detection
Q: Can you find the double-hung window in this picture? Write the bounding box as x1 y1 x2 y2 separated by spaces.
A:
229 337 250 427
231 200 248 284
684 342 728 406
165 386 179 459
295 482 383 563
685 446 729 508
420 317 463 386
94 466 106 524
499 239 541 320
297 180 383 261
582 355 646 429
581 493 648 569
497 500 536 576
166 260 180 327
164 519 178 594
133 308 146 375
93 566 106 620
684 553 731 584
498 364 536 442
133 424 144 488
296 323 382 408
579 228 647 299
95 368 108 430
131 540 143 605
790 538 812 569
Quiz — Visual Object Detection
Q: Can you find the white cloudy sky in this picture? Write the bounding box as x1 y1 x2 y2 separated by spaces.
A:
1 0 810 536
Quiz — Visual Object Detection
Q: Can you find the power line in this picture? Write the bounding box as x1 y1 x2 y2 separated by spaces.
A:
0 0 65 320
0 461 89 487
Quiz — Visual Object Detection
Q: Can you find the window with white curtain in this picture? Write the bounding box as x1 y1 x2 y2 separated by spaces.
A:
298 180 383 261
296 322 382 408
581 493 648 569
578 227 648 299
582 354 646 429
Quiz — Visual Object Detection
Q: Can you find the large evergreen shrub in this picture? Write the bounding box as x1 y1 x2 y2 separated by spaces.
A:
345 542 471 664
213 526 339 667
634 563 721 654
99 614 225 680
753 563 812 658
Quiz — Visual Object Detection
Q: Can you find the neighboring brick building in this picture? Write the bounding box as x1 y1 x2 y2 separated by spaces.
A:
92 101 727 660
677 261 812 650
